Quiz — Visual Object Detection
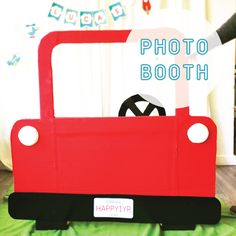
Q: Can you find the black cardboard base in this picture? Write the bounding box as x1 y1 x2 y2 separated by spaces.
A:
9 192 221 230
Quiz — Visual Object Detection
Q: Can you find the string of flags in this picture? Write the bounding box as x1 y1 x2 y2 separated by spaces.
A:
6 1 153 67
48 2 126 28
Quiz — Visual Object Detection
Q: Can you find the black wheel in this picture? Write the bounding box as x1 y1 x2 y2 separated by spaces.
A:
160 224 196 231
36 220 69 230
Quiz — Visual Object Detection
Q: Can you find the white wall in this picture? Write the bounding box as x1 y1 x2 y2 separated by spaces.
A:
0 0 235 169
207 0 236 164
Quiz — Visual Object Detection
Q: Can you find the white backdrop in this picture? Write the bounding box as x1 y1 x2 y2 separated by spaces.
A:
0 0 235 169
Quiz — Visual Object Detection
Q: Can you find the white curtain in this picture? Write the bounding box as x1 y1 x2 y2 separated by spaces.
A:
0 0 235 169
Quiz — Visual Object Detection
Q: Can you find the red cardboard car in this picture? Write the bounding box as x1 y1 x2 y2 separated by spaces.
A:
9 30 220 231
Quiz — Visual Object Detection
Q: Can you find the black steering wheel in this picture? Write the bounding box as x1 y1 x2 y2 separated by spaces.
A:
118 94 166 117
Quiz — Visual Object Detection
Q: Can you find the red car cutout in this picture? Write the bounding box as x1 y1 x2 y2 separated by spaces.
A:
9 30 220 231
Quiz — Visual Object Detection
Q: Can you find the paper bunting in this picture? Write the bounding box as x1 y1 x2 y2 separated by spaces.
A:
93 10 107 27
48 2 64 21
48 2 125 27
109 2 126 21
142 0 151 15
80 10 107 28
65 9 78 25
80 12 93 28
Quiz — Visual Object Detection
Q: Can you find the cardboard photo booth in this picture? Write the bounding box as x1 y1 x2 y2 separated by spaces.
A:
8 30 221 231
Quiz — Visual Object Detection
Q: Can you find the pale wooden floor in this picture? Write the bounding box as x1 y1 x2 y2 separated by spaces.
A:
0 170 13 203
216 166 236 206
1 166 236 206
